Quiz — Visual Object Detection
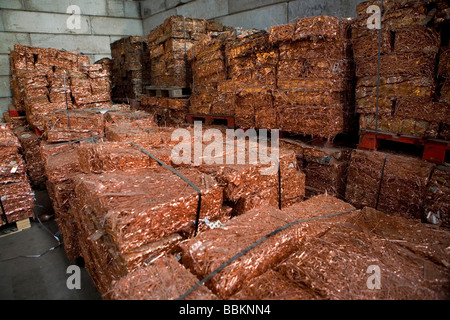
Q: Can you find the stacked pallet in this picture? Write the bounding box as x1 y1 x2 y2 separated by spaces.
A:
110 36 149 101
270 16 355 138
0 124 34 226
345 149 435 220
147 16 225 88
352 0 449 138
9 45 112 132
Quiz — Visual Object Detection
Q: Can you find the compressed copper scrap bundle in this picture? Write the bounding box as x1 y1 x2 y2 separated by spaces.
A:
345 149 435 219
108 255 217 300
424 166 450 228
274 207 450 300
280 139 351 199
147 16 225 88
140 96 189 126
352 1 449 138
105 123 185 147
0 182 34 224
231 269 320 300
0 146 28 185
104 109 155 130
180 195 356 299
43 109 105 143
270 16 355 139
0 123 21 149
77 141 172 174
172 134 306 215
188 30 237 116
0 124 34 225
44 147 82 260
9 44 114 131
71 167 224 294
110 36 150 100
2 112 27 129
13 126 46 186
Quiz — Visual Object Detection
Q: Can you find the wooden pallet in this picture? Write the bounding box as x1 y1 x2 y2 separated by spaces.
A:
0 218 31 238
145 86 191 98
186 114 235 128
359 130 450 164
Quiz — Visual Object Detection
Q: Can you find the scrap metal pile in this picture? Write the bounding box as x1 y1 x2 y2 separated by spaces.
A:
352 0 450 138
0 124 34 226
2 1 449 302
188 16 355 139
9 45 113 132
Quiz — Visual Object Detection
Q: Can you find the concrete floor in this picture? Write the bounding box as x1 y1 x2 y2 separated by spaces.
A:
0 188 101 300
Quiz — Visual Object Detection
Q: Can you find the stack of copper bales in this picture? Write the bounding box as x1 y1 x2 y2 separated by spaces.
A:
0 123 34 226
110 36 150 101
227 30 278 129
147 16 225 88
352 0 449 138
72 164 224 295
345 149 436 220
188 16 355 139
188 30 238 116
270 16 355 138
9 45 113 132
13 126 46 186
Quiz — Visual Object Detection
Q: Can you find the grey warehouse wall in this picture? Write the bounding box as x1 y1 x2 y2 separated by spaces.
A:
141 0 367 34
0 0 143 114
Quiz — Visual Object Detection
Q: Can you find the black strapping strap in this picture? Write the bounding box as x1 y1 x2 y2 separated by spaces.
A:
375 154 388 210
131 142 203 237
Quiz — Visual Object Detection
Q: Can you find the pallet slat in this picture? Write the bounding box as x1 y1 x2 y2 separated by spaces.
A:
359 130 450 164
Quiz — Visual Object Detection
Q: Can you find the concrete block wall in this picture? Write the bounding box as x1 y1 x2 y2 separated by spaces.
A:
141 0 366 34
0 0 143 113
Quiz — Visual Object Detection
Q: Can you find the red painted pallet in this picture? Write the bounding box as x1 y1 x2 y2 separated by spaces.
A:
359 130 450 164
8 105 25 117
186 114 235 128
